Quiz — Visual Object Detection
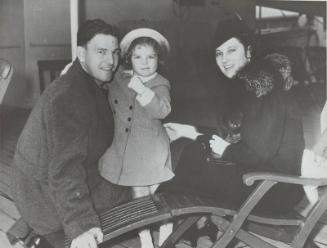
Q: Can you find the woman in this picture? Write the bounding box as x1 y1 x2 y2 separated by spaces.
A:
159 18 305 217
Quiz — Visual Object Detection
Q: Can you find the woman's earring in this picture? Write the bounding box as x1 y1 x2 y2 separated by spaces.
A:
246 47 252 61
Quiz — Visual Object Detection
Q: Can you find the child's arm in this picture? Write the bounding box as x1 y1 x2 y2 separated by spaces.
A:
128 77 171 119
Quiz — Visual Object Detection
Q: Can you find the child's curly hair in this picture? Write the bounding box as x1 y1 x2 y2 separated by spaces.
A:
123 37 166 70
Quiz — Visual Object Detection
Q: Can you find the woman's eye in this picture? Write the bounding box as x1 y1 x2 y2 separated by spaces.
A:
216 52 222 57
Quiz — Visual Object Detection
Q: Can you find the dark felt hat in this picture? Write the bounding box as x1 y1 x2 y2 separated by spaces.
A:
213 18 253 49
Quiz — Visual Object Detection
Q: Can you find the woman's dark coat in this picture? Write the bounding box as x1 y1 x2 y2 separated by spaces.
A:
160 54 305 214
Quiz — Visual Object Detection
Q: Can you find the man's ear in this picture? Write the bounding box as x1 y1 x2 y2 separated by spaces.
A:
77 46 86 64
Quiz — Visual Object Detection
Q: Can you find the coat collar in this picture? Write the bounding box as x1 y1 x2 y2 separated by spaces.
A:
69 59 109 93
236 53 294 98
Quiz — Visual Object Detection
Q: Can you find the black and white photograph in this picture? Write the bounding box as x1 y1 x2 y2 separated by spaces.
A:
0 0 326 247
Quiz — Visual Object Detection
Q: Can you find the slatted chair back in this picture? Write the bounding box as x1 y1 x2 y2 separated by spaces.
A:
37 59 70 93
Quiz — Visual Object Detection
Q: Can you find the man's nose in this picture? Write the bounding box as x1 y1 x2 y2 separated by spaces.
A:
105 52 114 64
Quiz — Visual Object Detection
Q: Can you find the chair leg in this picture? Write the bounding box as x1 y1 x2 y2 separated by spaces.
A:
160 216 202 248
210 215 277 248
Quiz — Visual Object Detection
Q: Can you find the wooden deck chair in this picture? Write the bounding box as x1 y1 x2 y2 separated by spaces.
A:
66 176 327 248
10 136 327 248
8 173 327 248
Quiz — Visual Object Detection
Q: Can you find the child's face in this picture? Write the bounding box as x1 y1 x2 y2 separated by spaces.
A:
131 44 158 77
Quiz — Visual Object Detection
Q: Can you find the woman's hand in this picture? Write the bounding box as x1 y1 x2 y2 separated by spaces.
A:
209 135 230 156
164 123 201 142
70 227 103 248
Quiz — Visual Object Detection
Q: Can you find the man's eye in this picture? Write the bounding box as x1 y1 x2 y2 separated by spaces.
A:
216 52 222 57
133 55 141 59
227 48 236 53
98 50 105 55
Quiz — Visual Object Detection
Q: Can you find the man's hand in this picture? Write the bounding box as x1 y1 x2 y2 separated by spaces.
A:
70 227 103 248
128 76 147 95
164 123 200 142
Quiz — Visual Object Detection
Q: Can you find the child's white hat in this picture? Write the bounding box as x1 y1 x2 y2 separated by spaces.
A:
120 28 170 57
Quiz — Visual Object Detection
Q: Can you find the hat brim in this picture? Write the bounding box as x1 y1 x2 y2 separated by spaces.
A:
120 28 170 57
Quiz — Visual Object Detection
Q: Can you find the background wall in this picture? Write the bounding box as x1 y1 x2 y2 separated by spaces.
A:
0 0 25 106
0 0 255 108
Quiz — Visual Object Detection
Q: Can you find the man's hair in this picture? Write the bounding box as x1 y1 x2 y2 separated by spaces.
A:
77 19 120 47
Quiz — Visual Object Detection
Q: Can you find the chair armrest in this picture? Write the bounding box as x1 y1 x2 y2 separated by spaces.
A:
243 172 327 187
0 59 13 103
0 59 12 80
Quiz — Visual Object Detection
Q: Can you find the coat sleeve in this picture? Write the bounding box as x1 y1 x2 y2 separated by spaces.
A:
46 88 100 240
222 92 286 170
137 84 171 119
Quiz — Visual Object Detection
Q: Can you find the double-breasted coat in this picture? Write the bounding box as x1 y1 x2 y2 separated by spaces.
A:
11 60 130 241
99 69 174 186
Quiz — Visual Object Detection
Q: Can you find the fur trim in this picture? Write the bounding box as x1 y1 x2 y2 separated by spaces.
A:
237 53 294 98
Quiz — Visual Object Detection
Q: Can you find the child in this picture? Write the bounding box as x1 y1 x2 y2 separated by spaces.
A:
99 28 174 248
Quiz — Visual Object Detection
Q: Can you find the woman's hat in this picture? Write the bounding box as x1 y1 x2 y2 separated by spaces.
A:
213 18 253 49
120 28 170 57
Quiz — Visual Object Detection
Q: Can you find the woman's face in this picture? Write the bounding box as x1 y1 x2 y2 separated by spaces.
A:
215 37 250 78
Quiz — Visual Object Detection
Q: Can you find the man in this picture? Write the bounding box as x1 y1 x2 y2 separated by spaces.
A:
11 19 131 248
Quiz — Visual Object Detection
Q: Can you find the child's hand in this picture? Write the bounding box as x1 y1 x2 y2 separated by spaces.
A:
60 61 73 76
128 76 147 95
209 135 230 156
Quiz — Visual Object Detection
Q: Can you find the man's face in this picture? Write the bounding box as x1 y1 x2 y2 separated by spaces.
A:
79 34 120 85
215 37 250 79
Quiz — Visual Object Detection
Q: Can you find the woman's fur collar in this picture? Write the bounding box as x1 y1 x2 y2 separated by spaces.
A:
237 53 294 98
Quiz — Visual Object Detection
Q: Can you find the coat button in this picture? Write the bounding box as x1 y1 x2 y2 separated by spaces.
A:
125 128 129 132
114 99 118 104
129 105 133 110
127 117 131 121
75 192 81 198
